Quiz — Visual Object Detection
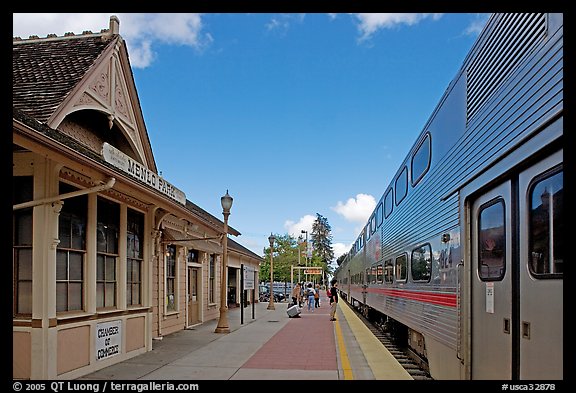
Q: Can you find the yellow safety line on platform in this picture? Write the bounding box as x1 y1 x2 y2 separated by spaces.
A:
339 301 413 380
334 318 354 380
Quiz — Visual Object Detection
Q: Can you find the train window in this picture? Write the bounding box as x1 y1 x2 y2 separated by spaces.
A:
395 254 408 282
395 166 408 205
411 133 431 186
370 214 376 234
478 199 506 281
376 263 383 283
376 203 383 227
528 168 563 278
384 259 393 283
384 188 393 218
411 244 432 282
366 223 371 240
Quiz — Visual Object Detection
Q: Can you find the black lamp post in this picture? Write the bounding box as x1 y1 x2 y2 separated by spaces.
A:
215 190 233 333
267 233 276 310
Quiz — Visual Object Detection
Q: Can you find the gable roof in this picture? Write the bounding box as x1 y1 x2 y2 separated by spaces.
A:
13 16 156 171
13 34 115 124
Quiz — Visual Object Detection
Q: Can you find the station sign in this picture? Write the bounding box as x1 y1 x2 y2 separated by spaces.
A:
304 268 322 275
102 142 186 205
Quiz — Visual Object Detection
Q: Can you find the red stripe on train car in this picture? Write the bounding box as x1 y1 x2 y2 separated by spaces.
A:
361 287 457 307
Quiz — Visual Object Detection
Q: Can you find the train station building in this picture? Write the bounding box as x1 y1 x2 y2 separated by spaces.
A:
12 15 263 380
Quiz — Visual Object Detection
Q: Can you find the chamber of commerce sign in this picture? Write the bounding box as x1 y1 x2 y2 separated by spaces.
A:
95 320 122 361
102 142 186 205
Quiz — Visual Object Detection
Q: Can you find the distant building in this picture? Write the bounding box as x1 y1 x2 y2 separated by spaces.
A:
13 15 262 379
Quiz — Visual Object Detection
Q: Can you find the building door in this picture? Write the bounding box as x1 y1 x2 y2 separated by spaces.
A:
187 267 200 326
470 150 563 379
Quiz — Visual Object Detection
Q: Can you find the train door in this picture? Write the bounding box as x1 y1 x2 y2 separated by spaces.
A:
517 152 562 379
471 181 513 379
470 151 563 379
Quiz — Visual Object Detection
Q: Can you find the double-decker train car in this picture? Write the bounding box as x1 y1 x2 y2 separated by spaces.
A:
334 13 563 380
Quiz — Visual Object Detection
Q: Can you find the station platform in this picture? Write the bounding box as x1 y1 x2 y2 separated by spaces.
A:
79 296 413 381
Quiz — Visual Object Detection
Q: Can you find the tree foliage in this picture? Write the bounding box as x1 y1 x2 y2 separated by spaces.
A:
311 213 334 265
259 214 336 288
336 251 348 267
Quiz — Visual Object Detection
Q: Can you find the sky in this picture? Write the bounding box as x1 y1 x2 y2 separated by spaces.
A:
13 12 490 259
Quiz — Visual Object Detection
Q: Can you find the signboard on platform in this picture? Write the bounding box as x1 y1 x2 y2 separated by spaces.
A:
243 265 255 290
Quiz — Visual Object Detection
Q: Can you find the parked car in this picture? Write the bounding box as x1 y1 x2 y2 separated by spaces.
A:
258 286 285 302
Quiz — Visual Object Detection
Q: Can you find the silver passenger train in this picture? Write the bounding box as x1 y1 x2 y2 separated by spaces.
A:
334 13 563 380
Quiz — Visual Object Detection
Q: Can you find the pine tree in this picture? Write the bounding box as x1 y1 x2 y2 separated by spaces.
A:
311 213 334 265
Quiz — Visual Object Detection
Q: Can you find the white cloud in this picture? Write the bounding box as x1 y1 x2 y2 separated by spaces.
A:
351 13 443 41
332 193 376 223
464 14 491 36
284 215 316 238
332 242 352 260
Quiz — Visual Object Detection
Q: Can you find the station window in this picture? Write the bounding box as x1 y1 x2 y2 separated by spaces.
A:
166 245 177 311
127 209 144 307
395 254 408 282
209 254 216 303
384 188 393 218
56 182 87 313
96 197 119 309
478 199 506 281
395 166 408 205
528 168 563 278
13 176 33 316
412 133 431 186
411 244 432 282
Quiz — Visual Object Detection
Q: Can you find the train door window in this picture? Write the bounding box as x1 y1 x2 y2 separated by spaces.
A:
365 268 371 284
376 202 383 227
395 254 408 282
411 244 432 282
528 168 563 277
395 166 408 205
371 265 377 284
384 188 393 218
411 132 431 186
377 263 383 283
478 198 506 280
384 259 394 283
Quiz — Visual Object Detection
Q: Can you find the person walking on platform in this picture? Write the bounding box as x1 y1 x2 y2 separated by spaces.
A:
329 279 339 321
306 283 316 312
314 283 321 308
291 282 301 307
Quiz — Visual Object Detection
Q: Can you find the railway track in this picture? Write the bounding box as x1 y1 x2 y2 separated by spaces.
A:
348 302 434 380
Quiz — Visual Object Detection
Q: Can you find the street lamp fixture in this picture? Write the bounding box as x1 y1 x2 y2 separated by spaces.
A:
267 233 276 310
215 190 233 333
301 230 308 267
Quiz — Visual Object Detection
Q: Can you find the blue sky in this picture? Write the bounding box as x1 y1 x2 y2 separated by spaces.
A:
13 13 490 259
